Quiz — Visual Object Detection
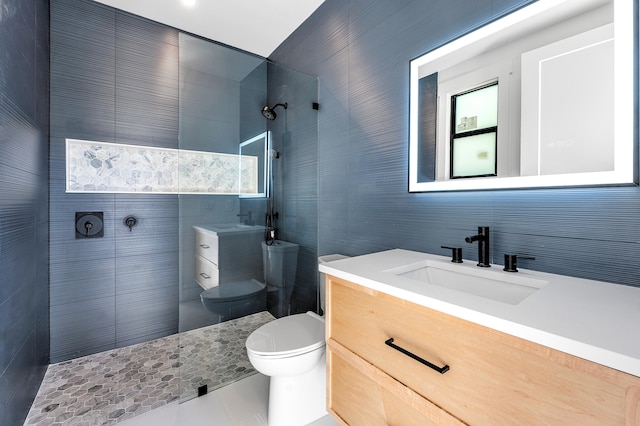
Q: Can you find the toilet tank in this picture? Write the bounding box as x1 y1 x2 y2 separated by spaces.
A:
262 240 299 288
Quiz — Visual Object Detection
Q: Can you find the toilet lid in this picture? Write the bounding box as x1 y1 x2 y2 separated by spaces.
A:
246 312 325 357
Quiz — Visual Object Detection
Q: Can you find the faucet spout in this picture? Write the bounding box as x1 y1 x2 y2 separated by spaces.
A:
465 226 491 267
237 210 253 225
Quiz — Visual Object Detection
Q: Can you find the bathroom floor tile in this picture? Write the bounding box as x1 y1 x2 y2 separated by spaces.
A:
24 311 275 426
178 311 273 401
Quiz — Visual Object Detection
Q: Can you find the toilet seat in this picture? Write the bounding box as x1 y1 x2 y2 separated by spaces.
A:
246 312 325 358
200 279 266 302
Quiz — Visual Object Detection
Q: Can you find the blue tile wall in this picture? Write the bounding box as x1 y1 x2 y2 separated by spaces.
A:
267 63 319 313
0 0 50 423
115 13 179 149
238 62 269 249
49 0 179 362
177 48 244 304
178 37 268 308
270 0 640 289
50 0 276 357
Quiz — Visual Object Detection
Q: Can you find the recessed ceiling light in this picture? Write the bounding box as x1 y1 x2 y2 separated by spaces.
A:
181 0 196 7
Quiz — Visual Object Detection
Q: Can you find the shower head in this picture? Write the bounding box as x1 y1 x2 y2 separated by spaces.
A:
261 102 287 120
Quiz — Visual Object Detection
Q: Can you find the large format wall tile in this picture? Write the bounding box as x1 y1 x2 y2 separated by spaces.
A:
267 63 319 314
49 0 116 141
115 13 179 148
49 0 180 363
0 0 49 424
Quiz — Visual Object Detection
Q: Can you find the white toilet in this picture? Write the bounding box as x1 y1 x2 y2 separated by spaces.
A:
245 254 349 426
246 312 326 426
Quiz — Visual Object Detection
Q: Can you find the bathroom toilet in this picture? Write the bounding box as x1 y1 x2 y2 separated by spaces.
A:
200 279 266 322
246 253 349 426
200 240 298 321
246 312 326 426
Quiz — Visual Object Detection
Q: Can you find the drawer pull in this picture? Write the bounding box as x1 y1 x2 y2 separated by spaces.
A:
199 273 210 279
199 244 210 249
385 338 450 374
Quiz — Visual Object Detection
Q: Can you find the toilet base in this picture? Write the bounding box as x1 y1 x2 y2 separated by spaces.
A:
267 353 327 426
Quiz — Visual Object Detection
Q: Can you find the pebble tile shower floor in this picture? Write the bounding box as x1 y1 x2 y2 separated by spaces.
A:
25 311 275 425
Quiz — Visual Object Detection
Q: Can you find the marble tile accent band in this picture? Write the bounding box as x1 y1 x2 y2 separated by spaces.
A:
66 139 258 194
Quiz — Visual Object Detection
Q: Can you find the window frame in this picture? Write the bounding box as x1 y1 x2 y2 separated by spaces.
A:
449 82 499 179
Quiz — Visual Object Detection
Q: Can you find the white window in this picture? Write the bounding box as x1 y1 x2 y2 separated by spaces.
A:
450 82 498 178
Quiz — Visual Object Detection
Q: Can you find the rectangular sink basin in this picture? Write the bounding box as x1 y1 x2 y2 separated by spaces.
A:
387 260 549 305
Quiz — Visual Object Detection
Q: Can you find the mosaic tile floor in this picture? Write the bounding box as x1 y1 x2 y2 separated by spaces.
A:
25 311 275 426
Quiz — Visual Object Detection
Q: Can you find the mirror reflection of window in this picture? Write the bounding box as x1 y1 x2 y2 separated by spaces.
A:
450 82 498 178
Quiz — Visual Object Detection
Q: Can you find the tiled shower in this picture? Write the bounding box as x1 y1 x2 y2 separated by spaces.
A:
48 0 319 366
2 0 319 423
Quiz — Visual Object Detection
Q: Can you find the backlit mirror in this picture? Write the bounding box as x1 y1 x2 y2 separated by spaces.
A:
409 0 636 192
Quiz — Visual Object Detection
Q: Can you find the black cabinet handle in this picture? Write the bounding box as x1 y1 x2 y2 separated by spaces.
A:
385 338 450 374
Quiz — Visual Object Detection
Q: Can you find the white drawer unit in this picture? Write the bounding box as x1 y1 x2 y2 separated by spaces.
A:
193 224 264 290
195 255 219 289
195 230 218 265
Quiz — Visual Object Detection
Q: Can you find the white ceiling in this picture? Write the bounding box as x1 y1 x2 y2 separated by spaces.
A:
92 0 325 58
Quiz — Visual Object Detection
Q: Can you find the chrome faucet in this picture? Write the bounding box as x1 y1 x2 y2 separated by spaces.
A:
465 226 490 267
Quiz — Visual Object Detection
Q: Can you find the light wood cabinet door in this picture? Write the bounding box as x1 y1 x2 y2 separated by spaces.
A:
326 275 640 425
327 339 465 426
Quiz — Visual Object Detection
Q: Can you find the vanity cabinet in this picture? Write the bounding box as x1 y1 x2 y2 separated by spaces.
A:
193 226 263 289
326 275 640 425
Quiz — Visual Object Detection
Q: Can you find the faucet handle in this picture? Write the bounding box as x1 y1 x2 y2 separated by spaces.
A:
503 254 535 272
441 246 463 263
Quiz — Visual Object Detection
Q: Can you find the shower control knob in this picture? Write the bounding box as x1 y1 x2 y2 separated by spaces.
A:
75 212 104 238
124 216 138 232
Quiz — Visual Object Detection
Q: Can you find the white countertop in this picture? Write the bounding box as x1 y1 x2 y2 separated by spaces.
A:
319 249 640 377
194 223 265 235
